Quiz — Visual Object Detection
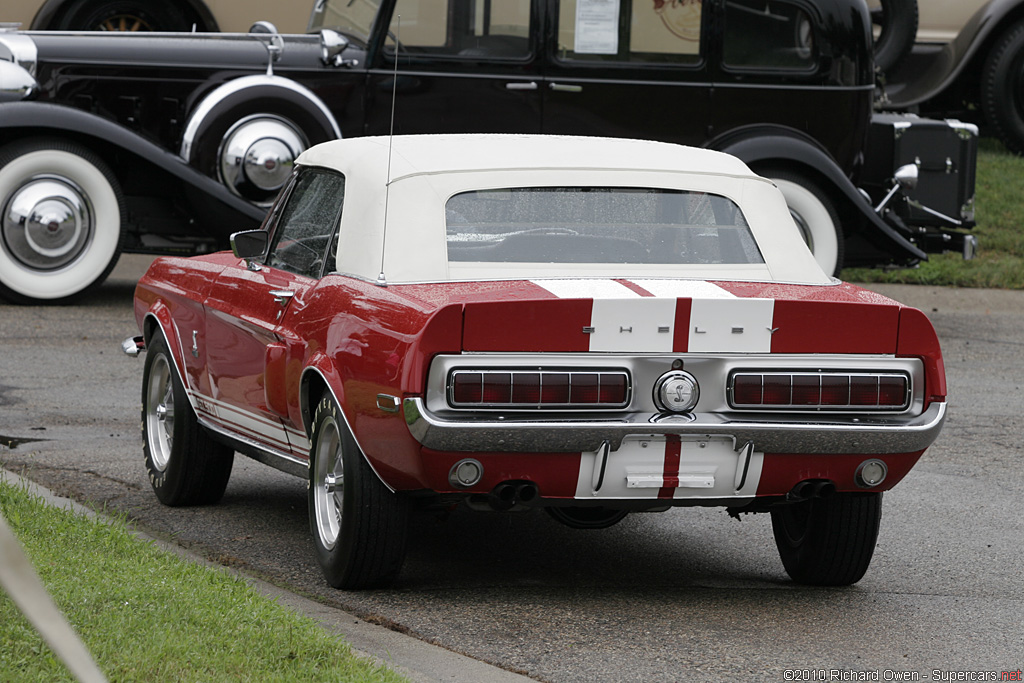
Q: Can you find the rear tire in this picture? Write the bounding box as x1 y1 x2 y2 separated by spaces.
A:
308 393 409 589
766 170 845 278
983 20 1024 156
54 0 191 31
142 331 234 506
771 492 882 586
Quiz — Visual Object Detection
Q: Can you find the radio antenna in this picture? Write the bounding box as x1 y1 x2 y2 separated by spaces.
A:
377 15 400 288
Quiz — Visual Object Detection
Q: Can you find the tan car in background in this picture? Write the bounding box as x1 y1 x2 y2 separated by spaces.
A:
915 0 984 43
1 0 309 33
871 0 1024 156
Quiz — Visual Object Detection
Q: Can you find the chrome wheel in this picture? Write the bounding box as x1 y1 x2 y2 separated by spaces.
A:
144 353 175 472
3 176 93 271
312 414 344 551
0 139 123 304
218 114 307 206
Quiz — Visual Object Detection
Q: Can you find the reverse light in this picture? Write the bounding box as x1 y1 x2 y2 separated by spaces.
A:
449 369 630 408
855 459 888 488
730 372 909 410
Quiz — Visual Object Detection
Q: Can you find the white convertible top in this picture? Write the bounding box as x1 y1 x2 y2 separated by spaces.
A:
295 134 832 285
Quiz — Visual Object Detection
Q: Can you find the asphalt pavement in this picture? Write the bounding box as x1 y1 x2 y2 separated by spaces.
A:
2 254 1022 682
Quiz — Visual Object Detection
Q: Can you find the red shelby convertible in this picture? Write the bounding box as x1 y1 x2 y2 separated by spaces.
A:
123 135 946 589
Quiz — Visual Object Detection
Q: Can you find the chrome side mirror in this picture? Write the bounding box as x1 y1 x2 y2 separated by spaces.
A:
250 21 283 74
231 230 269 271
320 29 357 67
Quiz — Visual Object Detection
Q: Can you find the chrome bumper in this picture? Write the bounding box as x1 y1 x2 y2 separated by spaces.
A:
121 336 146 357
403 398 946 455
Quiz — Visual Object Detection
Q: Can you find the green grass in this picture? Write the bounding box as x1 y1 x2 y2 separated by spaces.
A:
0 481 409 683
845 139 1024 288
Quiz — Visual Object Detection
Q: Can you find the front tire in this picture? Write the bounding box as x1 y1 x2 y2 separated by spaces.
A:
308 393 409 589
766 171 844 277
983 20 1024 156
142 331 234 506
771 492 882 586
0 138 125 304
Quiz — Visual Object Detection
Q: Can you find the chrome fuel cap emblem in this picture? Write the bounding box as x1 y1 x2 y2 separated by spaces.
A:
654 370 699 413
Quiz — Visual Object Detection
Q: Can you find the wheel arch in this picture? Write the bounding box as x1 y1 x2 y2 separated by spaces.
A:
179 74 342 162
142 308 197 415
300 362 397 493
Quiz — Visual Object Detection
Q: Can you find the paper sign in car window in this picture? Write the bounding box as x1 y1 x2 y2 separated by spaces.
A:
574 0 620 54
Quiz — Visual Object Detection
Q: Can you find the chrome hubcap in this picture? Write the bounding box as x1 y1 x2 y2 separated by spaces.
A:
145 355 175 471
2 176 92 270
219 114 307 205
313 418 344 550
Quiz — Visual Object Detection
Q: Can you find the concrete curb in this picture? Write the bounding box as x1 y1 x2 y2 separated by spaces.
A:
0 467 535 683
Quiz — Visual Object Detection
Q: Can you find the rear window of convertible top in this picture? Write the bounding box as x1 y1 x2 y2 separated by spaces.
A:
445 187 764 265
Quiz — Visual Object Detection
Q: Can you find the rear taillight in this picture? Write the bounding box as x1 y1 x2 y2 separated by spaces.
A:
730 372 909 410
449 370 630 408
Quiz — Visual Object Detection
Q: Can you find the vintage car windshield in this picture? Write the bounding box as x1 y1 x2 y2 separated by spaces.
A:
308 0 382 43
445 187 764 266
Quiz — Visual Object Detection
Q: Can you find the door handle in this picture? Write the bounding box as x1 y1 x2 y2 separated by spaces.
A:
269 289 295 306
506 81 538 90
549 82 583 93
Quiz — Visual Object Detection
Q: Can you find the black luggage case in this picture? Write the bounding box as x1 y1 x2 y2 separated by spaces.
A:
864 112 978 229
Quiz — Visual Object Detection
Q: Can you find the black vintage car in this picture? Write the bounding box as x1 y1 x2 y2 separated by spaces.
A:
0 0 977 303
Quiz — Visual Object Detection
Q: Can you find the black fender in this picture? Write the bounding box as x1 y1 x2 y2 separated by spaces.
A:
709 127 927 264
0 101 266 241
30 0 219 31
886 0 1024 108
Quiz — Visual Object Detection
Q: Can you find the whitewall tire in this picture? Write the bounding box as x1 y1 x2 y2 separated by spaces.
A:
0 139 124 304
768 173 844 278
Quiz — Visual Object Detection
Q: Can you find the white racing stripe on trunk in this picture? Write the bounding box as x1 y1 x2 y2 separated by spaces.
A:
590 298 676 352
688 297 775 353
531 279 640 299
628 279 736 299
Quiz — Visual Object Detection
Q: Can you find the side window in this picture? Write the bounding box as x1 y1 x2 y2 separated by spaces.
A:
267 170 346 279
385 0 531 59
555 0 703 64
723 0 816 70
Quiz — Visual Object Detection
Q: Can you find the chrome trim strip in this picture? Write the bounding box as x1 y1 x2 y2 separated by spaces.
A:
403 397 946 455
179 74 342 161
198 416 308 478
